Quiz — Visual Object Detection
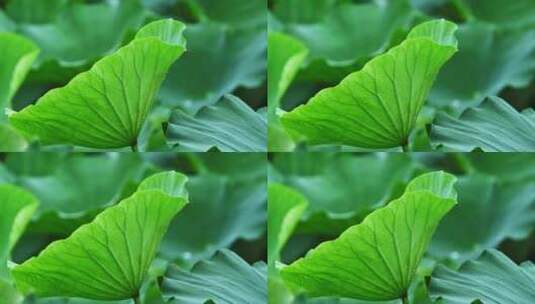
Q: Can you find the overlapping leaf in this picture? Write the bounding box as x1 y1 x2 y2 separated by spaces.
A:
281 171 458 300
9 19 186 149
267 32 308 151
430 249 535 303
272 153 421 235
268 184 308 265
0 184 38 278
460 0 535 28
431 96 535 151
166 95 267 152
14 1 146 68
281 20 458 149
5 153 149 235
12 171 189 300
163 250 267 304
429 174 535 261
273 0 414 83
429 23 535 106
0 32 39 119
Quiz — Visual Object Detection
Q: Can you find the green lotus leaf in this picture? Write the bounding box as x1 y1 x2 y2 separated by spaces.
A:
166 95 267 152
273 0 414 83
0 32 39 120
271 0 339 24
431 96 535 151
11 171 189 300
0 10 16 31
280 171 458 301
0 123 27 152
159 22 265 111
429 23 535 106
281 19 458 149
9 19 186 149
430 249 535 304
271 153 421 235
5 153 149 235
5 0 68 24
160 173 266 266
268 183 308 266
192 0 266 28
429 174 535 261
268 32 308 112
460 0 535 28
0 184 38 278
267 32 308 152
16 0 146 67
162 249 267 304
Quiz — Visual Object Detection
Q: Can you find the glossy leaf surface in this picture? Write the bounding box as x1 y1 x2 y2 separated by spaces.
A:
281 171 457 300
10 19 186 149
281 20 458 148
12 171 189 300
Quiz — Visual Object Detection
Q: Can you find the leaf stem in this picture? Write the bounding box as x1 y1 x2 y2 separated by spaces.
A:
131 143 138 152
401 294 409 304
133 295 141 304
401 142 409 152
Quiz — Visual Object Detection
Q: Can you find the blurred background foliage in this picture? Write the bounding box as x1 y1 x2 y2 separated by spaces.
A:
0 152 267 303
269 152 535 303
0 0 267 151
268 0 535 151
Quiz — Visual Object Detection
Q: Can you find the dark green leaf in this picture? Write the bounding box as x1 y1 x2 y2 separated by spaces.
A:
166 95 267 152
430 249 535 304
163 250 267 304
431 96 535 151
159 22 266 111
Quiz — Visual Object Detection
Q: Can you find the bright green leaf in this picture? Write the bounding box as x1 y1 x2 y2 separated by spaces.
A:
166 95 267 152
268 32 308 113
281 19 458 149
9 19 186 149
163 250 267 304
431 96 535 151
0 32 39 120
0 184 38 278
11 171 189 300
280 171 458 301
430 249 535 304
268 183 308 266
267 32 308 152
0 123 27 152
